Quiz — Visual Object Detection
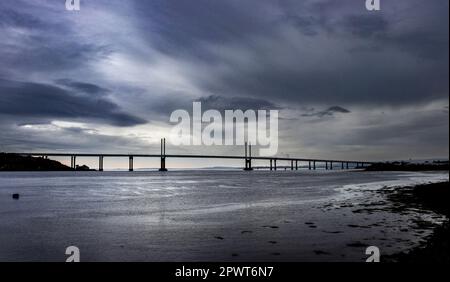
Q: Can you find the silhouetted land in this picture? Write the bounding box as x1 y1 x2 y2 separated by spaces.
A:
0 153 93 171
385 182 449 263
366 161 449 171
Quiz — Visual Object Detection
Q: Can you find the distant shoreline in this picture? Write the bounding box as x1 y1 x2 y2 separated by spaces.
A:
0 153 94 171
365 162 449 171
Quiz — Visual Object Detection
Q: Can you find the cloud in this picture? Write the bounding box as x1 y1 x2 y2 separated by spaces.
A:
127 0 448 107
197 95 281 112
0 0 447 161
341 14 388 38
0 122 152 153
302 106 351 117
55 79 110 96
0 79 147 127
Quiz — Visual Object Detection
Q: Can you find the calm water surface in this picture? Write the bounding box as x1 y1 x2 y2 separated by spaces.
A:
0 170 448 261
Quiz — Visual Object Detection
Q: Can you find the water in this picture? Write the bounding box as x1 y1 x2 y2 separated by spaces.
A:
0 170 448 262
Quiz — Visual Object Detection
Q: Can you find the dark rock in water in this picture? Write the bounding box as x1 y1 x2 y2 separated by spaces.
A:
12 193 20 199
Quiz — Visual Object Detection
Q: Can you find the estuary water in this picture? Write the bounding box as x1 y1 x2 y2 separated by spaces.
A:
0 170 448 262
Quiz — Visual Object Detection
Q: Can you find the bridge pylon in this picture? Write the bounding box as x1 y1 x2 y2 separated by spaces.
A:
159 138 168 172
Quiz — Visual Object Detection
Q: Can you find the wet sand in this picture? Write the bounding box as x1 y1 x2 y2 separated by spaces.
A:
382 182 449 263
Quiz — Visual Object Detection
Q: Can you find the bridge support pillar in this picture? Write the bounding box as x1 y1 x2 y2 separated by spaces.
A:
99 156 104 171
71 156 77 170
244 159 253 171
346 162 349 169
159 138 168 171
243 142 253 171
330 161 333 170
270 159 273 171
325 161 328 170
341 162 344 170
129 156 134 172
313 161 316 170
295 160 298 170
274 160 277 171
291 160 294 170
159 157 167 172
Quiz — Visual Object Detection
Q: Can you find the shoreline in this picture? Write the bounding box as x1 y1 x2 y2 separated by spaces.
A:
383 181 449 263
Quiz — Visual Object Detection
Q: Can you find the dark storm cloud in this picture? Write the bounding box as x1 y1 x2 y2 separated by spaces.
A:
0 122 152 153
2 0 448 107
131 0 275 58
1 35 110 73
198 95 281 111
123 94 281 122
334 108 449 158
201 65 446 106
302 106 351 117
0 79 146 127
0 7 51 29
0 0 448 159
130 0 448 106
341 14 389 38
340 11 448 61
0 2 111 75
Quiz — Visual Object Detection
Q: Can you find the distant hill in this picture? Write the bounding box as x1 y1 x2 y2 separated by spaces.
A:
0 153 93 171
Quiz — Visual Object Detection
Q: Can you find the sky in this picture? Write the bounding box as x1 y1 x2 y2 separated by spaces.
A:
0 0 448 168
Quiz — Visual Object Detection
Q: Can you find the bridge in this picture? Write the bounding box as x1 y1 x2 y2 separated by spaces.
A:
17 138 376 172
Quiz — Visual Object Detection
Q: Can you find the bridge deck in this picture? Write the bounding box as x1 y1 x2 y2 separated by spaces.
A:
15 153 375 164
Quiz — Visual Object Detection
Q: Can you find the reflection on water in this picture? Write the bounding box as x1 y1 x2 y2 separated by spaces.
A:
0 170 448 261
